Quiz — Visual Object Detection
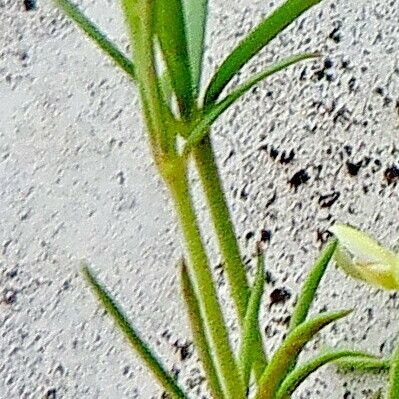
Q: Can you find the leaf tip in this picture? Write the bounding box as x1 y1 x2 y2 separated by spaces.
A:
80 261 96 285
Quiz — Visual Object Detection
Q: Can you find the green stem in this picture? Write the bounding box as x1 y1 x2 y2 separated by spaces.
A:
193 136 249 318
193 136 267 370
167 167 245 399
389 340 399 398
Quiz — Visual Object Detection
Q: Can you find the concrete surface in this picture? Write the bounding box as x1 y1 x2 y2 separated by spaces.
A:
1 0 398 397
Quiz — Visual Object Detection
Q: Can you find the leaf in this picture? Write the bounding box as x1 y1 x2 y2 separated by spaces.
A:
204 0 322 104
158 67 176 113
389 342 399 399
82 264 188 399
239 250 267 387
182 0 208 95
121 0 172 151
289 239 337 331
183 53 318 155
180 259 224 399
276 350 378 399
256 310 351 399
55 0 135 80
155 0 194 118
335 356 390 373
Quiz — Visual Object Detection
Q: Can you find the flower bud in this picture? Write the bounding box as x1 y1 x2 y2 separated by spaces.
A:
329 224 399 290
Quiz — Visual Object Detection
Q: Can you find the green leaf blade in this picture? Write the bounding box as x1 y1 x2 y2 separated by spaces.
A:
184 53 318 154
276 350 378 399
155 0 195 118
55 0 136 80
256 310 351 399
335 356 390 373
182 0 208 96
289 239 338 331
389 343 399 398
204 0 322 104
82 264 188 399
180 259 225 399
239 250 267 387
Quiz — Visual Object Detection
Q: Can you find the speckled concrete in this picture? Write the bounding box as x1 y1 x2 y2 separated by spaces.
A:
1 0 398 398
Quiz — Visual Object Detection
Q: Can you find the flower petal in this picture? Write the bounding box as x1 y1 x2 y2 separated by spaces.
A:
334 245 364 281
356 263 399 290
330 224 397 265
392 256 399 288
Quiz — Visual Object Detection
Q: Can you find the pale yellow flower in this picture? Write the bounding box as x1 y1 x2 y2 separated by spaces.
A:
330 224 399 290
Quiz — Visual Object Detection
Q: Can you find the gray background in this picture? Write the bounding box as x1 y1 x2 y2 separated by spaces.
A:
1 0 399 397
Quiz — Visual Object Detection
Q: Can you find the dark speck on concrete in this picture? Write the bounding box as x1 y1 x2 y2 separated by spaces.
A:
343 145 353 156
384 165 399 184
245 231 254 240
179 343 191 361
316 229 332 244
270 287 291 306
240 185 249 200
265 271 276 285
172 340 192 361
265 191 277 208
45 388 57 399
324 58 333 69
270 146 279 160
260 229 271 242
116 171 125 185
329 25 342 43
319 192 340 208
3 289 17 304
6 268 18 279
346 161 362 176
23 0 36 11
343 391 353 399
289 169 310 189
280 149 295 164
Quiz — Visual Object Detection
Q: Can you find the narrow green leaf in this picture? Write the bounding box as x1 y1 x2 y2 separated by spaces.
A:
239 249 267 387
180 259 224 399
256 310 351 399
82 265 188 399
184 53 318 155
335 356 390 373
204 0 322 104
122 0 172 152
276 350 378 399
182 0 208 95
289 239 338 331
155 0 194 118
159 69 175 109
55 0 136 80
389 342 399 398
